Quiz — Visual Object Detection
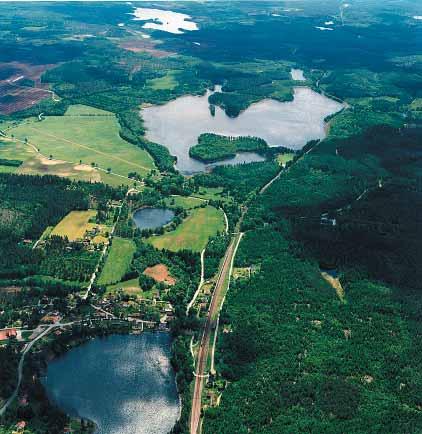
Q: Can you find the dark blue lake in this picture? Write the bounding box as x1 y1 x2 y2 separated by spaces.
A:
132 208 175 230
42 333 180 434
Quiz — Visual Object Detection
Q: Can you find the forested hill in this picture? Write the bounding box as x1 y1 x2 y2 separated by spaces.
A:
203 126 422 433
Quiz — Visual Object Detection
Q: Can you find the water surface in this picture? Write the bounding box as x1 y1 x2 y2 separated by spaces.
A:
133 207 175 230
141 87 344 174
132 8 198 34
42 333 179 434
290 68 306 81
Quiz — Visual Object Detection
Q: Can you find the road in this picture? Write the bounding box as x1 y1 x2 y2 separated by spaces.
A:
190 234 240 434
190 162 292 433
0 322 70 417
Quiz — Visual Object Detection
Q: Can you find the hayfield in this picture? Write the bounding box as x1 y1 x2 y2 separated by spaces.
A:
3 104 155 178
148 206 224 252
97 237 136 286
50 210 97 241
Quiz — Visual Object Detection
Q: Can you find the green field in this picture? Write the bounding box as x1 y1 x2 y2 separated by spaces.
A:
98 237 136 285
50 210 97 241
165 195 204 210
193 187 232 203
277 152 295 166
3 105 155 179
147 71 178 90
148 206 225 252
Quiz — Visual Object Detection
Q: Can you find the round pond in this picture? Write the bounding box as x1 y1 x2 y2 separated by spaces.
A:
42 333 180 434
132 207 175 230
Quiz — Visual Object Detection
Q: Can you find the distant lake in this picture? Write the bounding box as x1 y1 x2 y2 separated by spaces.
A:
42 333 180 434
132 8 198 34
133 207 175 230
141 86 344 174
290 68 306 81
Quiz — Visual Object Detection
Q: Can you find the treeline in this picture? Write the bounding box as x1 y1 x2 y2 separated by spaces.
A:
194 161 279 202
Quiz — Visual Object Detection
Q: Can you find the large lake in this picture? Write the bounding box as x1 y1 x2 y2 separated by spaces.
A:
133 207 175 230
141 86 344 174
42 333 180 434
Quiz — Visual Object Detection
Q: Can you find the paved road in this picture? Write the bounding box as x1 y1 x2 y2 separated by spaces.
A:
0 323 69 417
190 235 239 434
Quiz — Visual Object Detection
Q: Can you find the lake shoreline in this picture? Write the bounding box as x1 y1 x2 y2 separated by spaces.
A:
41 330 181 434
141 84 344 174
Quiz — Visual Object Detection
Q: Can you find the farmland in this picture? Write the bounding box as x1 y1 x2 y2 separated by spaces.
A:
2 104 155 179
97 237 136 286
50 210 97 241
148 206 225 252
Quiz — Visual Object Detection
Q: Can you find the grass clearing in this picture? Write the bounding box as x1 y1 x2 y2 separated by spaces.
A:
147 206 224 252
106 278 156 298
193 187 232 203
277 153 295 166
51 210 97 241
97 237 136 286
147 71 178 90
165 195 204 210
3 104 155 178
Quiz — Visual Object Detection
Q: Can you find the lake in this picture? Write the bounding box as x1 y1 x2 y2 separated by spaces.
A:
141 86 344 174
132 8 198 34
42 333 180 434
133 207 175 230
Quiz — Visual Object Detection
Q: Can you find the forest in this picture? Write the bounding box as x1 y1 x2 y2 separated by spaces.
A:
189 134 268 163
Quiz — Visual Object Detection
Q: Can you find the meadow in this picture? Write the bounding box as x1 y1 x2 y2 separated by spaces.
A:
97 237 136 286
3 105 155 179
148 206 224 252
164 194 204 210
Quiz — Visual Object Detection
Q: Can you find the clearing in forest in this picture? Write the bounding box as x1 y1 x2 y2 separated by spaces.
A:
147 206 224 252
164 195 204 210
50 210 97 241
97 237 136 286
2 104 155 179
143 263 175 285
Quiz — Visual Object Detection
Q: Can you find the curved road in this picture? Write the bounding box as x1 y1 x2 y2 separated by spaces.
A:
0 323 68 417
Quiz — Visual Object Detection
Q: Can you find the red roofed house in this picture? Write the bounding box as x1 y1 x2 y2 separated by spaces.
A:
0 328 17 341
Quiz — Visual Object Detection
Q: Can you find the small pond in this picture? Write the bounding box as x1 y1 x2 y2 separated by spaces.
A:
42 333 180 434
133 207 175 230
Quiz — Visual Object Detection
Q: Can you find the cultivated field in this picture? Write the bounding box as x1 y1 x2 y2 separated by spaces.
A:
97 237 136 286
50 210 97 241
3 104 156 178
148 206 224 252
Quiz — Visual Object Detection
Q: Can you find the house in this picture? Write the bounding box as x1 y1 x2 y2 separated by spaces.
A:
0 328 17 340
15 421 26 431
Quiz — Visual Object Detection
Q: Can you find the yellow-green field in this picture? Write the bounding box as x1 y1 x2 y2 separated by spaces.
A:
51 210 97 241
97 237 136 286
2 105 155 180
147 71 178 90
277 153 295 166
410 98 422 111
147 206 224 252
